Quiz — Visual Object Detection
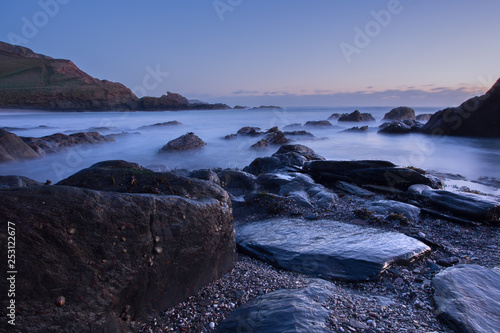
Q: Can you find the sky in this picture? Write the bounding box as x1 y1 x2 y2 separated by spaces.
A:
1 0 500 107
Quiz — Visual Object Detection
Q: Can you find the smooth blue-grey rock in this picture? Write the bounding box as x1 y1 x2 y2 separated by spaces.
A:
218 169 257 197
216 279 334 333
187 169 221 186
363 200 421 224
236 219 430 281
383 107 416 121
335 181 375 197
160 133 206 152
433 265 500 333
409 186 499 222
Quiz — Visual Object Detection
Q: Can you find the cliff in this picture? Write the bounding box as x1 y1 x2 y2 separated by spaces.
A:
0 41 229 111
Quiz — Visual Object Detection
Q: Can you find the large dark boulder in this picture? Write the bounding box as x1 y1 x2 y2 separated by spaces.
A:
378 120 422 134
237 126 262 136
216 279 334 333
433 265 500 333
236 218 430 281
263 126 289 145
21 131 114 155
421 77 500 138
57 160 228 201
0 130 40 162
0 183 235 332
160 133 206 152
338 110 375 122
383 107 416 121
303 160 442 191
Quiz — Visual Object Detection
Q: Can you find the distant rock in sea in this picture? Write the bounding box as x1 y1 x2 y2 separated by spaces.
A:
422 77 500 138
252 105 282 110
160 133 206 152
383 107 416 121
0 41 229 111
338 110 375 122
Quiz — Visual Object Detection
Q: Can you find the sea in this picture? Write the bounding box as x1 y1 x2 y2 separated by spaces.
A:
1 106 500 195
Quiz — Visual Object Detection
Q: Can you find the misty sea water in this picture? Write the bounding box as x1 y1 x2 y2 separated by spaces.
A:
1 107 499 194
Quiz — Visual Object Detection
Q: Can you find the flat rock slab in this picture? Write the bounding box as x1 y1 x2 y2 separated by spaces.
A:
216 279 334 333
236 219 430 281
433 265 500 333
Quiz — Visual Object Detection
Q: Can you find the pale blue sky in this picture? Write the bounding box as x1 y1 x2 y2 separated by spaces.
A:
1 0 499 107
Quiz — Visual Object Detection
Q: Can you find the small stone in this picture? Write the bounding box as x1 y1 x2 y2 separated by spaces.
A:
209 321 215 329
437 256 459 267
121 237 126 242
394 277 404 287
55 296 66 307
67 228 76 235
122 248 127 253
154 246 163 254
154 235 161 243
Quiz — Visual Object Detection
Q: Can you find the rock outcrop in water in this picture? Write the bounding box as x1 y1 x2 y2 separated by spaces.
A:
0 129 41 162
0 161 235 332
338 110 375 122
383 107 416 121
0 41 229 111
160 133 207 152
422 77 500 138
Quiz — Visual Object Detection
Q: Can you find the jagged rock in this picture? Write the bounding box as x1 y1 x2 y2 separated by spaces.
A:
250 139 270 150
237 127 262 136
0 181 234 332
160 133 206 152
218 170 257 197
21 131 114 155
138 121 182 129
338 110 375 122
383 107 416 121
408 185 500 222
0 130 40 162
342 126 369 133
283 130 314 137
303 160 442 191
187 169 221 186
252 105 281 109
0 175 41 189
416 113 433 121
433 265 500 333
137 92 189 110
328 113 345 120
263 126 289 145
363 200 421 224
224 134 237 140
304 120 333 128
216 279 334 333
233 105 247 109
422 77 500 138
378 121 413 134
236 218 430 281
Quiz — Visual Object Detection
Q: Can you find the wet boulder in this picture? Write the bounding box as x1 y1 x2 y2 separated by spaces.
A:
0 130 40 162
216 279 334 333
383 107 416 121
244 144 325 175
263 126 289 145
187 169 221 186
160 133 206 152
433 265 500 333
303 160 442 191
0 181 235 332
363 200 421 224
250 139 270 150
236 218 430 281
218 169 257 197
408 185 500 222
